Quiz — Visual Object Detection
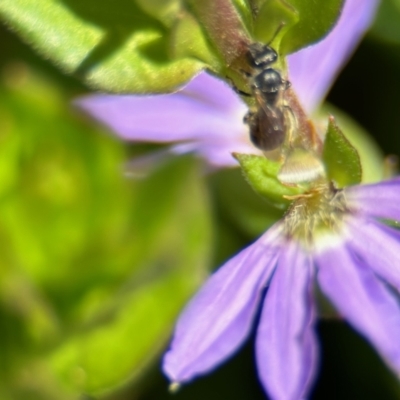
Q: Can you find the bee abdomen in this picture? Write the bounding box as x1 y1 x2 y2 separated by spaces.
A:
246 110 286 151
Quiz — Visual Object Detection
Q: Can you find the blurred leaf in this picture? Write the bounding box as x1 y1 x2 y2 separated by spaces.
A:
134 0 180 27
0 0 205 93
170 11 221 69
234 153 301 209
0 66 212 398
322 116 362 187
210 168 283 239
48 156 212 395
371 0 400 44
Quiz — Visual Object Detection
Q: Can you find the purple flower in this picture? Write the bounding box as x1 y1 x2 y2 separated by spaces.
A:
288 0 380 114
76 73 255 169
75 1 384 399
76 0 379 169
163 179 400 399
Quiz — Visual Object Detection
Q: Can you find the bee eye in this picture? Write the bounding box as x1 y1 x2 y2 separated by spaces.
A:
247 43 278 69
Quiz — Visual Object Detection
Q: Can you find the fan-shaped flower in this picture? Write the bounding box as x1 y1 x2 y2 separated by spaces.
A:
76 1 385 399
164 179 400 400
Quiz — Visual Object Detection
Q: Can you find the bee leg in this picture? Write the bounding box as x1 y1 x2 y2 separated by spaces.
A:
283 105 297 145
234 87 252 97
243 110 255 125
239 69 252 79
243 110 259 146
225 76 252 97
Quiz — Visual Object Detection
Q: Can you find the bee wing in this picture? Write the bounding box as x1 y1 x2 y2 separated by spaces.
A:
249 93 287 151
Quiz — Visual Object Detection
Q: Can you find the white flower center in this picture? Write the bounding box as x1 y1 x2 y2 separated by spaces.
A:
283 183 349 246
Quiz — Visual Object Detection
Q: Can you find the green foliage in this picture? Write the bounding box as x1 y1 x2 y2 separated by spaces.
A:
322 117 362 187
246 0 345 55
0 68 212 398
1 1 400 399
320 105 384 183
210 168 284 238
234 153 301 209
279 0 344 55
0 0 204 93
372 0 400 44
134 0 180 27
170 11 221 69
252 0 299 49
0 0 345 94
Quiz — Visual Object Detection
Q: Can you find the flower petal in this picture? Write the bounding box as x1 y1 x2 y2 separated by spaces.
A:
171 137 262 169
182 71 246 112
163 225 283 384
347 217 400 292
75 72 247 143
316 243 400 374
345 178 400 222
256 241 318 400
288 0 379 113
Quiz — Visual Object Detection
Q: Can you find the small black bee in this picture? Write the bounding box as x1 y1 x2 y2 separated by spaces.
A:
243 42 292 151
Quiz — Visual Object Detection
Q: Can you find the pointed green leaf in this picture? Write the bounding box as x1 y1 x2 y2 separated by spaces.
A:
0 0 205 93
323 116 362 187
253 0 299 48
254 0 344 55
320 104 384 183
170 11 221 69
234 153 301 208
281 0 344 54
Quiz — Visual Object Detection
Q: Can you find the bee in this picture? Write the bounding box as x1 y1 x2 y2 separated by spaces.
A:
243 42 292 152
233 38 325 184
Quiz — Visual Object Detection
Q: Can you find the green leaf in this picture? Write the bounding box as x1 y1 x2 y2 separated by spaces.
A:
234 153 301 208
372 0 400 44
211 168 284 238
134 0 180 27
280 0 344 54
253 0 344 55
0 68 212 397
322 116 362 187
0 0 205 93
320 104 384 184
48 156 212 395
242 0 344 54
170 11 221 69
253 0 299 48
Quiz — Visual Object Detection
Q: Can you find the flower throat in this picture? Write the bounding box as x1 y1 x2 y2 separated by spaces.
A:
283 183 349 244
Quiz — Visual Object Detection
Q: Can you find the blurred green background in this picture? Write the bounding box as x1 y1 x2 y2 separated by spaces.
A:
0 0 400 399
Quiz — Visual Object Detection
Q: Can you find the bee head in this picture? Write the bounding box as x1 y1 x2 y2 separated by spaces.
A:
247 43 278 69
